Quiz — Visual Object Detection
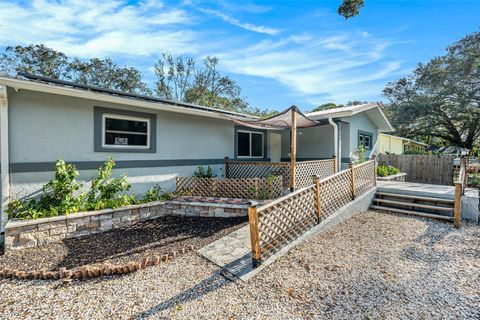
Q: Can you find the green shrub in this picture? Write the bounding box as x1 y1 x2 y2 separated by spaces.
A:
377 164 401 177
194 165 215 178
84 157 133 210
7 160 84 219
352 145 367 163
142 184 173 202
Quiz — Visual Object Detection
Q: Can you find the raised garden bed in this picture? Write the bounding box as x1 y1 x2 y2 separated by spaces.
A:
0 215 246 277
377 172 407 182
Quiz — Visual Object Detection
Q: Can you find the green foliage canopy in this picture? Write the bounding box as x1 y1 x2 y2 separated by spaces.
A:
384 31 480 150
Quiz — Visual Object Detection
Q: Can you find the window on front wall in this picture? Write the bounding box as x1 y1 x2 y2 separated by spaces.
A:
358 132 372 149
102 114 150 149
237 130 264 158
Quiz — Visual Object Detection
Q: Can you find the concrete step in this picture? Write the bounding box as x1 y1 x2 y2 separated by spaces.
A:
373 198 454 212
371 205 454 222
375 192 455 204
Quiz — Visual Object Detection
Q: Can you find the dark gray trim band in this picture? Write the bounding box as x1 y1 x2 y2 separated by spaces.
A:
8 159 226 173
94 106 157 153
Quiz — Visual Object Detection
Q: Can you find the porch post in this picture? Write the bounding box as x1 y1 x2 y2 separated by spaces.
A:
290 107 297 190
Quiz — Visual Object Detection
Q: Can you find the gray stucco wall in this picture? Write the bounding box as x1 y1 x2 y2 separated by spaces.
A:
6 88 237 197
341 112 378 160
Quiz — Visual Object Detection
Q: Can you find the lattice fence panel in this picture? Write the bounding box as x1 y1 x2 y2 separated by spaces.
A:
176 177 215 197
319 170 353 218
353 160 375 196
295 159 336 188
176 176 283 199
226 161 291 188
257 185 318 258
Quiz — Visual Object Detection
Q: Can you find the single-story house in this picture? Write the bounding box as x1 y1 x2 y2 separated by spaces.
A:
304 104 394 169
377 133 429 154
0 74 394 234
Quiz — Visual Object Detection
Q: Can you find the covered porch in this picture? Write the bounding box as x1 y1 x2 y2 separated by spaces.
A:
226 106 340 190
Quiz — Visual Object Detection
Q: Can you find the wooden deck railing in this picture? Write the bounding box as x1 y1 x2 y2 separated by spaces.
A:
225 157 336 189
454 156 468 228
248 159 376 264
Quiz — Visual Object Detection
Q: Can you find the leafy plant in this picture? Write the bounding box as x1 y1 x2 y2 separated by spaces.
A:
352 145 367 163
377 165 401 177
84 157 133 210
142 184 173 202
194 165 216 178
257 175 278 200
7 160 84 219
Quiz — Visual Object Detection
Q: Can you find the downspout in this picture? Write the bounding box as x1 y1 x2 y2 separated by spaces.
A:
328 117 339 171
0 84 9 241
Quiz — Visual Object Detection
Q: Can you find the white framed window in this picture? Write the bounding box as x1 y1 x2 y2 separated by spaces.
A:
358 131 373 149
102 113 150 149
237 130 264 158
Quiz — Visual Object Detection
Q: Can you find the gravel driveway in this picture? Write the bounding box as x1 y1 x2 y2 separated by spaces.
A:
1 211 479 319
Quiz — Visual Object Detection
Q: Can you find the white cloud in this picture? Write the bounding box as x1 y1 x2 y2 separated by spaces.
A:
215 33 402 104
199 8 280 35
0 0 197 58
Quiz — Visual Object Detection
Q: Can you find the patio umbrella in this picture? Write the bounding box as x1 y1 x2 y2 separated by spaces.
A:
223 106 322 189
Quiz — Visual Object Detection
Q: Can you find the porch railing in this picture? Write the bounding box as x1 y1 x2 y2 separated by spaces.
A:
225 157 336 189
248 159 376 264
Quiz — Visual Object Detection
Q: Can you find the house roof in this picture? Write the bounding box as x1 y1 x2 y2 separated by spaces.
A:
0 73 256 121
380 133 429 147
306 103 394 132
223 105 322 130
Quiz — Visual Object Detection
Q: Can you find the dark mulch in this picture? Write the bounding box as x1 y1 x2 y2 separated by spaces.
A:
0 215 247 272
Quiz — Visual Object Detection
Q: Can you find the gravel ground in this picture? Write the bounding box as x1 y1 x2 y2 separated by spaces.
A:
1 211 479 319
0 216 246 272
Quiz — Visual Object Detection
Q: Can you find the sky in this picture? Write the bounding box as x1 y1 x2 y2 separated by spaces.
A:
0 0 479 112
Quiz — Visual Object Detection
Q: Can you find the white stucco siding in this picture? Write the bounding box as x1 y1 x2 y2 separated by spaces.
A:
8 88 234 163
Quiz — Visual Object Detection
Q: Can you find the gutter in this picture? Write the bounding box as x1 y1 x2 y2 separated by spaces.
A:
328 117 339 171
0 84 9 239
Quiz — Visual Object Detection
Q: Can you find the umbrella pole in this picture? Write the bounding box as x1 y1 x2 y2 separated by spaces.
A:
290 107 297 190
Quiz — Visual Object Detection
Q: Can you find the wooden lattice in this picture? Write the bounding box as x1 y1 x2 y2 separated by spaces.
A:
295 159 336 188
226 160 291 188
353 160 376 197
176 176 283 199
319 170 353 218
251 162 377 262
256 185 318 258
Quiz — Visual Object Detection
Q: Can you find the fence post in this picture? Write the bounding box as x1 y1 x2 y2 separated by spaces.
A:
348 163 356 199
211 178 217 197
454 182 462 228
312 175 321 223
371 154 377 186
247 201 261 266
224 157 230 178
332 154 337 173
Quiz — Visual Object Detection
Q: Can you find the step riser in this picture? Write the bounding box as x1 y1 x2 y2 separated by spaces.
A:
371 205 454 222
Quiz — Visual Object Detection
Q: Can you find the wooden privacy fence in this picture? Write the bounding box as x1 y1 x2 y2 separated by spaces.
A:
248 159 376 264
377 154 454 185
225 157 336 189
175 176 283 200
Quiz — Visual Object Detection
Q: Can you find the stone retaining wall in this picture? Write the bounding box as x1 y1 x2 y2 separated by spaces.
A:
4 200 249 252
377 172 407 182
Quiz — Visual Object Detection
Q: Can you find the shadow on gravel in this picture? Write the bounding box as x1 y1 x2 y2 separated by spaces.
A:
55 216 247 269
133 269 236 319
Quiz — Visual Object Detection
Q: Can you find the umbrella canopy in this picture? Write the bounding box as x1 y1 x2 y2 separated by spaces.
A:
224 105 320 130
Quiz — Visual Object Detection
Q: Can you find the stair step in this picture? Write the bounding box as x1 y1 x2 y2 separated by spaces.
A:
373 198 454 212
371 205 454 221
375 192 455 204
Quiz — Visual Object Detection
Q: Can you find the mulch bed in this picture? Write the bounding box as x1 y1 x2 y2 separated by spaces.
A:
0 215 247 272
